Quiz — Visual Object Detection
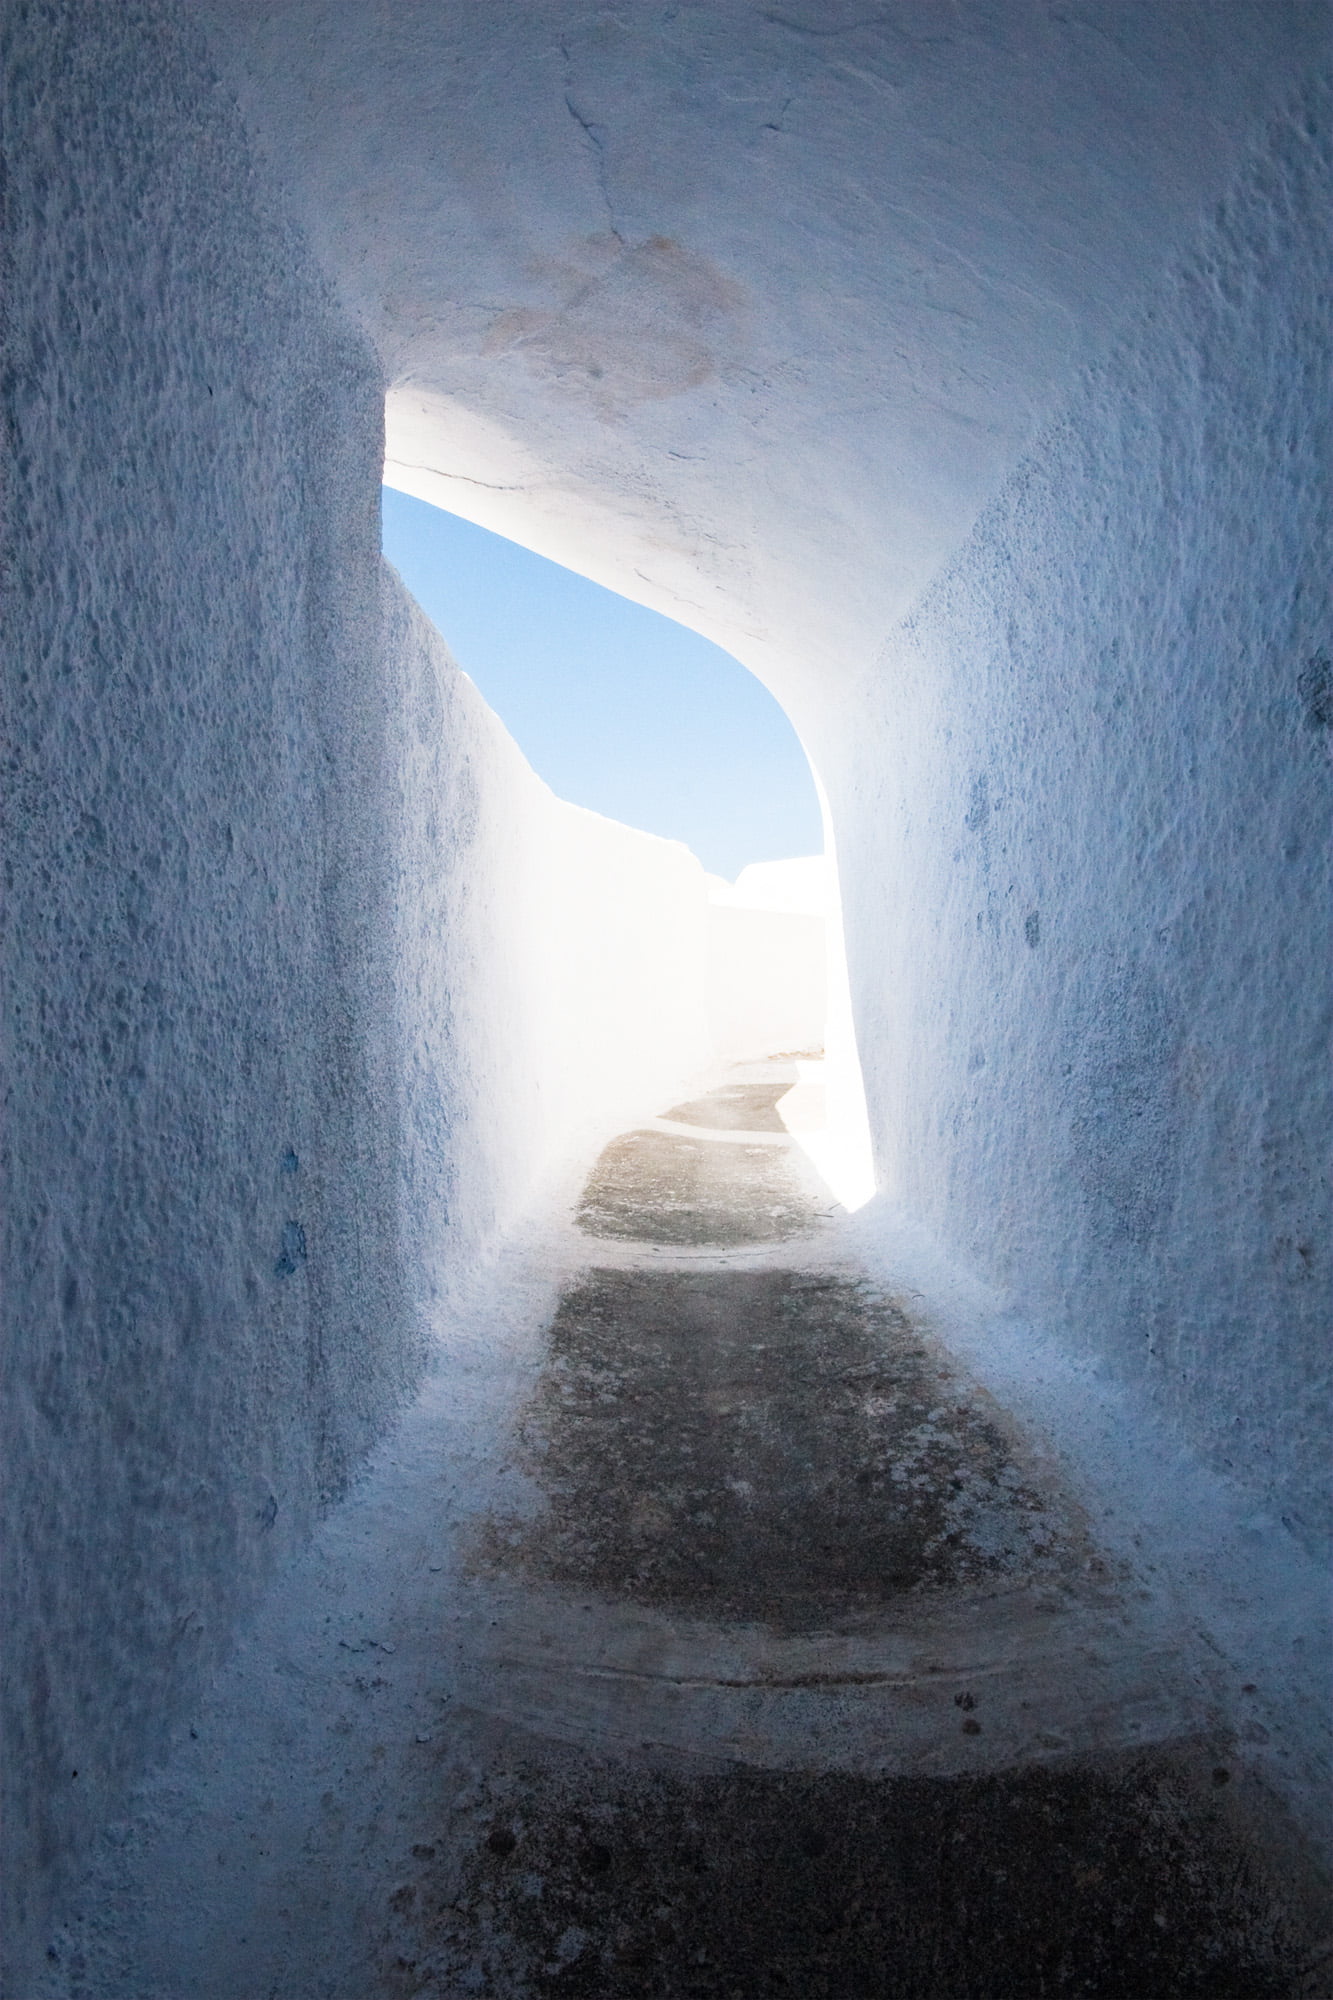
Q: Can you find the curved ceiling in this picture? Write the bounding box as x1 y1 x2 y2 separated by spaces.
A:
195 0 1326 715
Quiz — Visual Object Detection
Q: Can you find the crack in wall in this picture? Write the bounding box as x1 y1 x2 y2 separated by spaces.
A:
560 42 624 246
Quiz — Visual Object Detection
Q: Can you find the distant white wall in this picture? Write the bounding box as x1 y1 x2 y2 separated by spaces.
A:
703 855 875 1210
714 857 830 916
705 860 828 1062
390 583 837 1284
386 571 717 1304
706 906 826 1061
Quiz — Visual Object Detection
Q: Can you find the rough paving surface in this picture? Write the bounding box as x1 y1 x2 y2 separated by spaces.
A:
381 1742 1301 2000
662 1080 797 1132
447 1076 1314 1994
575 1128 826 1246
485 1269 1080 1628
35 1068 1327 1998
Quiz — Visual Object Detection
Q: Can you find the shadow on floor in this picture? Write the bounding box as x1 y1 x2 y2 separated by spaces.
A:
385 1743 1305 1999
438 1070 1322 1996
482 1269 1082 1629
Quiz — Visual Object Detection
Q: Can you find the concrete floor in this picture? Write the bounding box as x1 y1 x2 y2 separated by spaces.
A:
43 1064 1327 1998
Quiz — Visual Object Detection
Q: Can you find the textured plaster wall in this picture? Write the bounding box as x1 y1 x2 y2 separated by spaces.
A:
0 6 718 1984
0 0 403 1973
835 84 1332 1553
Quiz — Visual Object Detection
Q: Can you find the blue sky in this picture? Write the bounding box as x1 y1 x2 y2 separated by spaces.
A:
381 489 822 881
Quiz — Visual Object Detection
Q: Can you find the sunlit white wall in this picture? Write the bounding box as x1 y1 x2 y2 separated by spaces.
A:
708 853 876 1211
387 567 719 1303
706 860 827 1065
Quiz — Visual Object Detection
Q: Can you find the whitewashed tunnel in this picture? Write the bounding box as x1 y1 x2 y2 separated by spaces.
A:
2 3 1330 1994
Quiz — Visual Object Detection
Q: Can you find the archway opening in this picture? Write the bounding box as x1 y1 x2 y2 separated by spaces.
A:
381 483 874 1209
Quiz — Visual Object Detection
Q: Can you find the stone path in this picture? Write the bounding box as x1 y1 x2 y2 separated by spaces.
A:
394 1064 1304 1997
47 1063 1318 1999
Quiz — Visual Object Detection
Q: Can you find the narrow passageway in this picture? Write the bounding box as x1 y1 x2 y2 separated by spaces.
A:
420 1065 1301 1998
9 11 1330 1989
51 1065 1309 2000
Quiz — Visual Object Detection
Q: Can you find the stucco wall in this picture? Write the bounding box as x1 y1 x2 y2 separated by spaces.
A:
835 82 1332 1554
0 1 404 1975
0 5 716 1983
